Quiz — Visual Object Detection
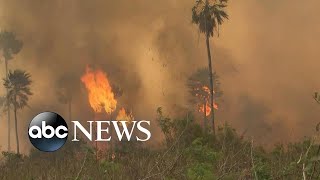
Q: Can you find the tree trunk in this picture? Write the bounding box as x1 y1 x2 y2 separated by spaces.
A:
110 113 114 160
68 101 72 123
203 99 207 131
5 59 11 151
14 106 19 154
205 34 215 135
67 100 73 140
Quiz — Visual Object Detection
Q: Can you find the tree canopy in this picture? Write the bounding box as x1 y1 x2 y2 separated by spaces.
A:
3 69 32 109
192 0 229 37
0 31 23 60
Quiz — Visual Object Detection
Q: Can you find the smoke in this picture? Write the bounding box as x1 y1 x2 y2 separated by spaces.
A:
0 0 319 152
218 0 320 143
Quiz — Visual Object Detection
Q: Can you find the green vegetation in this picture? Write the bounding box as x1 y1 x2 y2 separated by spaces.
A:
1 107 320 179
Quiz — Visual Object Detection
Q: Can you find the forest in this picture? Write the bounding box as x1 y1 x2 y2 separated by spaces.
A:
0 0 320 179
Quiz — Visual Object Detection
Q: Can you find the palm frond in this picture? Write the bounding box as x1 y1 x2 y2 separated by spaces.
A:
187 67 223 104
3 69 32 110
55 73 80 104
0 31 23 60
192 0 229 37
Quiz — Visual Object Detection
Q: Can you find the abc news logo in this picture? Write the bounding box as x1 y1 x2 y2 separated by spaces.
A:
28 112 151 152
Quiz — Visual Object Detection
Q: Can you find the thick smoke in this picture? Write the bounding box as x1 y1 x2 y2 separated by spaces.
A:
0 0 319 152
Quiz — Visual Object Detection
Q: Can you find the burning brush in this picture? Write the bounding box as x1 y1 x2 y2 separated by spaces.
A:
195 85 218 117
80 65 135 158
116 107 134 125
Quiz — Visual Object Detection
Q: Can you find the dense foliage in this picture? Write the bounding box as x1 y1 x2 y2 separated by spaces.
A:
1 108 319 180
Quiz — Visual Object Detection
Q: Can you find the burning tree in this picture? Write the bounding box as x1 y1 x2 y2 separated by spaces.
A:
187 67 222 131
116 107 134 124
80 65 134 160
192 0 228 134
81 66 117 114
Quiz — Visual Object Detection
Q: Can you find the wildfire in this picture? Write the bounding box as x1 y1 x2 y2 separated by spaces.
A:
116 107 134 124
199 101 218 117
81 65 136 159
80 66 117 114
202 86 210 94
196 85 218 117
203 85 216 95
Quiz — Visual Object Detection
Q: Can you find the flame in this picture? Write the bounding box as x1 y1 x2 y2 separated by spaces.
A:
199 101 218 117
197 86 218 116
81 66 117 113
116 107 134 124
203 85 215 94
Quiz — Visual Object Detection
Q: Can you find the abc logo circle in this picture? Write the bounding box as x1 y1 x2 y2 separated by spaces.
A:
28 112 68 152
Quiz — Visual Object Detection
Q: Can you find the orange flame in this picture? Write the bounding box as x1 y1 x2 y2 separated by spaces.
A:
203 85 216 95
197 86 218 116
116 107 134 124
199 101 218 117
81 66 117 114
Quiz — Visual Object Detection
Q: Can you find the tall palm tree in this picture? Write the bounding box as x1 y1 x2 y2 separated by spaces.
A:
0 31 23 151
56 74 80 123
56 87 73 122
187 67 222 131
3 69 32 154
192 0 228 134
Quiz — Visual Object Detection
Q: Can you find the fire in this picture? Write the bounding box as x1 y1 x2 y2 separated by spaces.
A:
196 86 218 117
199 101 218 117
202 85 215 94
81 65 137 159
116 107 134 124
81 66 117 114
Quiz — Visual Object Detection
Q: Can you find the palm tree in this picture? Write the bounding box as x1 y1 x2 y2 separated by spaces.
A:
0 31 23 151
3 69 32 154
314 92 320 104
187 67 222 131
56 87 73 123
109 83 123 160
56 74 81 123
192 0 228 134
